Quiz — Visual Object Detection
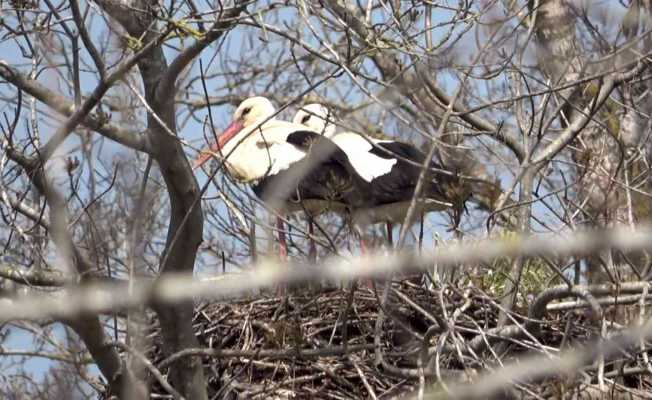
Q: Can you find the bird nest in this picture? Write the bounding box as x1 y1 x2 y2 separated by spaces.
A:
144 277 652 399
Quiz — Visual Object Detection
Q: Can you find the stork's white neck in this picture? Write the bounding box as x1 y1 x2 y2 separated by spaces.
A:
219 119 309 182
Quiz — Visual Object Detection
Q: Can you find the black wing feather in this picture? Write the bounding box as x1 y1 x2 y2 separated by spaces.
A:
253 131 371 209
367 141 451 204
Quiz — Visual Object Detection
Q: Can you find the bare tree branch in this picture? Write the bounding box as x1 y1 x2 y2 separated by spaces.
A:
0 263 68 286
0 62 148 152
158 1 248 99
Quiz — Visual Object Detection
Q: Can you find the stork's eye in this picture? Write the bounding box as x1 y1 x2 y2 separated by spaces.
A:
242 107 251 116
301 115 311 124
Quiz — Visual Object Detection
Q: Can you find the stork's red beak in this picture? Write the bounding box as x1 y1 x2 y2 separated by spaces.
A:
193 120 245 170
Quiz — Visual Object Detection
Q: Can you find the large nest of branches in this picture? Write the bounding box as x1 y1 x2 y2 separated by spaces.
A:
145 277 652 399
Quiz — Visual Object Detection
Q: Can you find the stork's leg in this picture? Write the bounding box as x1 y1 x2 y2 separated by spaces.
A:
418 211 424 252
308 217 317 263
355 225 374 290
276 217 288 297
350 218 368 254
419 211 427 287
359 235 370 254
386 221 393 248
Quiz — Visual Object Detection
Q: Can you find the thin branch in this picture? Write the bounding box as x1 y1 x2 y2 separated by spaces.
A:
0 62 147 152
113 341 184 400
69 0 106 80
158 1 247 99
2 224 652 322
34 28 171 162
0 263 68 286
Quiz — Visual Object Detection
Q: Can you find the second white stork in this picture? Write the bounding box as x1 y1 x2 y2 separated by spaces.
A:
293 103 464 247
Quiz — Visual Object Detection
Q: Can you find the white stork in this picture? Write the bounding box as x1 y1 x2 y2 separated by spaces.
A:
293 103 460 247
194 97 370 261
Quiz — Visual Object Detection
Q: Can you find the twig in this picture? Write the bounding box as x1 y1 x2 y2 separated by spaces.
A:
113 342 184 400
351 357 378 400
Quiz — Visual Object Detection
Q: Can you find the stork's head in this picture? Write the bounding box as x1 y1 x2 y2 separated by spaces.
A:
194 96 276 170
293 103 336 138
233 96 276 128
